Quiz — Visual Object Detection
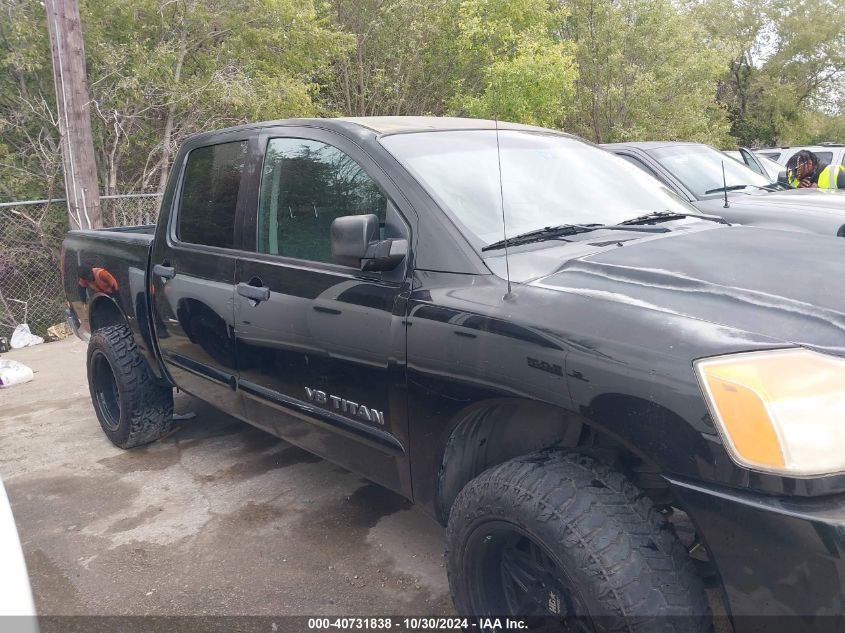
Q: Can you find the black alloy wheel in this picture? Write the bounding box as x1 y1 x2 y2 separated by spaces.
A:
446 452 713 633
86 324 173 448
90 349 122 431
463 520 594 632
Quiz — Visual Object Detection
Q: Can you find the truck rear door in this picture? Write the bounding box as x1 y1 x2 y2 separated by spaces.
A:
233 128 413 496
150 135 254 417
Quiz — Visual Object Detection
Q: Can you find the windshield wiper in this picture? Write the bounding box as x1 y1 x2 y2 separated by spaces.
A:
704 184 762 195
482 222 667 252
619 210 727 225
482 224 593 251
707 182 790 194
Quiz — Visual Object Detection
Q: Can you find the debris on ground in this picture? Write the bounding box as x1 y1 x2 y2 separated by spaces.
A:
46 322 72 341
0 359 34 388
9 324 43 349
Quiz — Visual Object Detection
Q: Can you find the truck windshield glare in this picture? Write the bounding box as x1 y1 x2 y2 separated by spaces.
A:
380 130 696 248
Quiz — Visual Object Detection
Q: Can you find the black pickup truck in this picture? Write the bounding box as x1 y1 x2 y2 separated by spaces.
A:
63 117 845 633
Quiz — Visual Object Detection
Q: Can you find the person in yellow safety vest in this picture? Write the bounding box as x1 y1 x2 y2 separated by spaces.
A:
818 163 845 189
785 150 821 188
785 149 845 189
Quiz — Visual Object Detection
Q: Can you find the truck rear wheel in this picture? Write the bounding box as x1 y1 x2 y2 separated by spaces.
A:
87 324 173 449
446 452 711 632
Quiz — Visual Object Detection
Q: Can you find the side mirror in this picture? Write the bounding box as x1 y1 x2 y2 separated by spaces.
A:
330 214 407 272
776 170 791 186
739 147 764 176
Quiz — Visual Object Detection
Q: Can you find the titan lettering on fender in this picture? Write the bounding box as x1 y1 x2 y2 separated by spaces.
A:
304 387 386 425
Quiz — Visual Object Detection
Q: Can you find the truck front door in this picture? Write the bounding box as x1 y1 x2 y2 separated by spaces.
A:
233 130 413 496
150 136 252 417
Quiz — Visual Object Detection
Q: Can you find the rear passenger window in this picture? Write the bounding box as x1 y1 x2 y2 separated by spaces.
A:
257 138 387 263
814 152 833 167
178 141 248 248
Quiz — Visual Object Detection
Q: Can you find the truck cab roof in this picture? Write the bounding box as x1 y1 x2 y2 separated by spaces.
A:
184 116 569 146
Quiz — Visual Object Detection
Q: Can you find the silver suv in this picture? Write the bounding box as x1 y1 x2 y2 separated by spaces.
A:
759 143 845 169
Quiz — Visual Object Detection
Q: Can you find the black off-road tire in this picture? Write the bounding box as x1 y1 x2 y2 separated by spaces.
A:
446 452 712 633
87 324 173 449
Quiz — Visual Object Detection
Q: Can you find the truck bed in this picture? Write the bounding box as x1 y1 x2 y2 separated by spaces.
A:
62 226 163 379
99 224 157 235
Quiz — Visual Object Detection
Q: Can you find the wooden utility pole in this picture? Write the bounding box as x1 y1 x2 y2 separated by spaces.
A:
45 0 102 230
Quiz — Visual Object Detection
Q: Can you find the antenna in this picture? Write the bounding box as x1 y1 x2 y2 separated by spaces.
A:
494 117 513 298
721 160 730 208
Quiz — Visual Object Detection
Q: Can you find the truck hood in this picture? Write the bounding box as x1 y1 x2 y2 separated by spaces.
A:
533 225 845 356
697 188 845 217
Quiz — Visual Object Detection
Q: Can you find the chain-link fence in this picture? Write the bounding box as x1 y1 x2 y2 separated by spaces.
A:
0 193 162 340
100 193 162 227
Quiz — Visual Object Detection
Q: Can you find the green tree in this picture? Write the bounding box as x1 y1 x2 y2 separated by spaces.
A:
0 0 349 200
457 33 577 126
81 0 348 193
562 0 731 144
447 0 578 126
0 0 62 201
691 0 845 146
320 0 578 126
321 0 454 116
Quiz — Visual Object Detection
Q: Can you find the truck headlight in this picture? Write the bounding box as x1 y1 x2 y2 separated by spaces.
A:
695 349 845 476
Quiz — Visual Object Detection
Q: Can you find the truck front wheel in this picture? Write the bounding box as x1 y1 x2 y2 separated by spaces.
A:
87 324 173 449
446 452 711 632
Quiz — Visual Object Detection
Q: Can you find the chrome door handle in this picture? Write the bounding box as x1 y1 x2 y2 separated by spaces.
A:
237 282 270 302
153 264 175 279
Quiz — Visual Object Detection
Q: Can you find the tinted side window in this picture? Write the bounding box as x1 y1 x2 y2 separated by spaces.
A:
257 138 387 263
178 141 248 248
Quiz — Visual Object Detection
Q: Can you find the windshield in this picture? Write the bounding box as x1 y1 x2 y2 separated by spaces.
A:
650 144 772 198
380 130 697 248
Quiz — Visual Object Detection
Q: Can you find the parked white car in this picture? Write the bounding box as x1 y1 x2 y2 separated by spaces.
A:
0 478 37 629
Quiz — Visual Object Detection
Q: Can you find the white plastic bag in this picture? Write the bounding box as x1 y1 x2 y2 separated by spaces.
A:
9 324 43 349
0 360 34 388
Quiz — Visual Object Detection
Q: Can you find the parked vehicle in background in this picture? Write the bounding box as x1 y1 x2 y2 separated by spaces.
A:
724 148 785 181
64 117 845 632
760 143 845 168
604 140 845 236
0 478 36 626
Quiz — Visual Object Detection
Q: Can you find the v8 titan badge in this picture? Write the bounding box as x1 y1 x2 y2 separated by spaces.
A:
305 387 386 425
